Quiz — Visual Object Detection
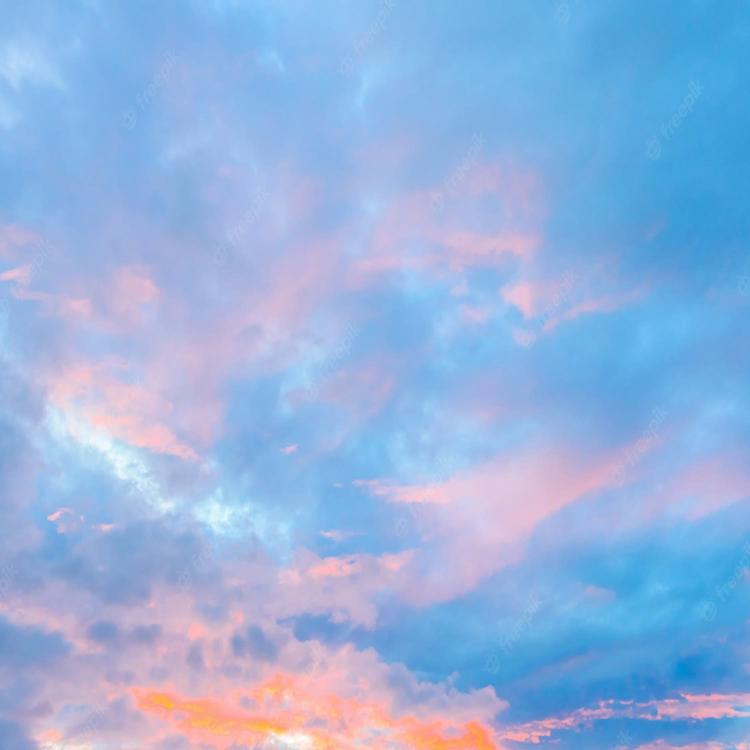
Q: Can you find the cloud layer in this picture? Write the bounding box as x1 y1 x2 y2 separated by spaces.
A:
1 1 749 749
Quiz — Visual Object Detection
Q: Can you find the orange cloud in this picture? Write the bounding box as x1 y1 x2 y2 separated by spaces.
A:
134 674 506 750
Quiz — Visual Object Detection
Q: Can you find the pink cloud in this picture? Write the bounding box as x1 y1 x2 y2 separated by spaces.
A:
7 284 94 320
1 262 161 329
441 229 540 268
58 296 93 318
501 692 750 744
358 439 633 604
15 237 337 463
49 360 198 461
131 644 507 750
319 529 361 543
47 507 84 534
15 164 541 474
353 478 451 505
103 266 160 325
503 266 649 346
17 560 508 750
354 162 545 284
12 556 509 749
0 264 32 285
12 263 158 328
635 744 749 750
582 584 616 603
277 550 416 627
501 280 537 318
542 285 647 332
0 223 38 256
310 357 396 423
459 304 491 324
501 273 579 322
307 555 365 579
650 453 750 519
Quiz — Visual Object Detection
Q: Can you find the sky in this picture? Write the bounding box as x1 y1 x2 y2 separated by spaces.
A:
0 1 749 748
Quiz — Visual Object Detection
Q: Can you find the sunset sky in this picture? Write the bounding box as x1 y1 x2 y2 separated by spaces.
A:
1 1 749 749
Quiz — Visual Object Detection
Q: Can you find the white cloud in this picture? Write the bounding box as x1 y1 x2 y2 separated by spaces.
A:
0 41 63 91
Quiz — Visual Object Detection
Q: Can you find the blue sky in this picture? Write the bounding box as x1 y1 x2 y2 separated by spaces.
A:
1 1 749 748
